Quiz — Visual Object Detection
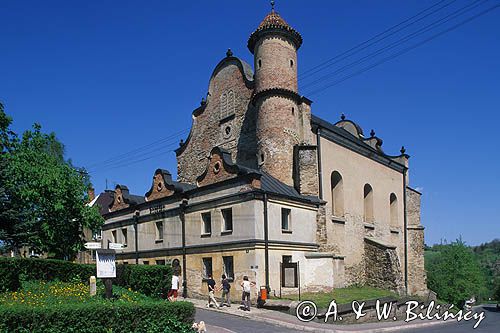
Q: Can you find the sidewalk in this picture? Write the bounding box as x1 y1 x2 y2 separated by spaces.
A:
185 297 454 333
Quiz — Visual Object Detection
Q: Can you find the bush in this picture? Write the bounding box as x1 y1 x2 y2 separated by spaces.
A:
0 259 20 292
0 301 195 333
0 258 172 298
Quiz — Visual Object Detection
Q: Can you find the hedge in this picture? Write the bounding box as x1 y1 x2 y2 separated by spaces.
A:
0 301 195 333
0 258 172 297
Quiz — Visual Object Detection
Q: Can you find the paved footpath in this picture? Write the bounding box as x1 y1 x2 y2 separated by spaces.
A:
186 298 458 333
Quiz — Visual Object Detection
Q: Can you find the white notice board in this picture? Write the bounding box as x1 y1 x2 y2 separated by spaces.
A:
96 250 116 278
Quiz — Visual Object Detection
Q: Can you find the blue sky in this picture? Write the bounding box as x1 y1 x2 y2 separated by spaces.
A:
1 0 499 246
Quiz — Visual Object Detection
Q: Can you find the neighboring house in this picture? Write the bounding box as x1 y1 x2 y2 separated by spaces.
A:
76 189 115 264
100 7 427 299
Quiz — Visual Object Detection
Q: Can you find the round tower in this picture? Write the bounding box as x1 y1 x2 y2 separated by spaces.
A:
248 6 303 186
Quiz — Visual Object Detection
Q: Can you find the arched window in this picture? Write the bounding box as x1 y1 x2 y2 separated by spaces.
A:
363 184 374 223
390 193 398 227
331 171 344 217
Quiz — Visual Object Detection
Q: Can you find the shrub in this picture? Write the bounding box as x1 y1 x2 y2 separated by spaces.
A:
0 301 195 333
0 258 172 298
0 259 20 292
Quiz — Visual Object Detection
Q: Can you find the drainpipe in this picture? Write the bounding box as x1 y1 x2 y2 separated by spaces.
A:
263 193 270 292
403 168 409 295
134 210 140 265
180 198 188 298
316 128 323 199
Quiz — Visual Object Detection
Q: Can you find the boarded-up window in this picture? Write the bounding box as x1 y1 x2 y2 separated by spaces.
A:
220 90 236 120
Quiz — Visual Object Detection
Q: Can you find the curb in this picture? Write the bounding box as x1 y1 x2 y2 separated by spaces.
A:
192 303 455 332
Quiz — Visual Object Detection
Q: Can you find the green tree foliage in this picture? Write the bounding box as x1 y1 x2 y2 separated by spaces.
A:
0 104 103 259
425 238 487 306
472 239 500 300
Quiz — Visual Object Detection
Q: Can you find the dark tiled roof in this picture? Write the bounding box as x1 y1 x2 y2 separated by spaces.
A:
93 190 114 216
260 172 321 204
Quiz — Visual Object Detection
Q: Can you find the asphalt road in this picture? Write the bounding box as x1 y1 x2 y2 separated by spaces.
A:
195 304 500 333
195 308 303 333
402 304 500 333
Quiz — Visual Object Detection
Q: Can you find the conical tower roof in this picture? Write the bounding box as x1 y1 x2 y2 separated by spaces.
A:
248 9 302 54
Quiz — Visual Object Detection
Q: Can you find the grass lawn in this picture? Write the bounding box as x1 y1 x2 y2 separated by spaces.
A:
277 286 398 308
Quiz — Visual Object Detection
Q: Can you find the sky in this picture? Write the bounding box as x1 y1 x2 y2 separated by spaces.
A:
1 0 499 246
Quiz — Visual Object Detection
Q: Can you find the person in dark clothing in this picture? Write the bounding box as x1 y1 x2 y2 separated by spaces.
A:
219 274 231 307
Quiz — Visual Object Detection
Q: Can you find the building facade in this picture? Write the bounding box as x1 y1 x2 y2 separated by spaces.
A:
98 8 428 300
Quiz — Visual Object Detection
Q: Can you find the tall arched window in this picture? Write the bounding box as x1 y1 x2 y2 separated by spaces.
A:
390 193 398 227
364 184 374 223
331 171 344 217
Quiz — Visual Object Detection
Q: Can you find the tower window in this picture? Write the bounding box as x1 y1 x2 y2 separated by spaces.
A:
258 59 262 68
291 107 295 115
290 59 294 67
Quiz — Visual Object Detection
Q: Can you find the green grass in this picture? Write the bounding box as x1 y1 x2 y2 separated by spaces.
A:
277 286 398 308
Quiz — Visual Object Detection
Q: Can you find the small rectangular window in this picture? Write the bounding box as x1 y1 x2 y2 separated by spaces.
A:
156 260 166 265
155 221 164 241
223 256 234 280
202 258 213 279
143 261 149 265
222 208 233 232
202 212 212 235
281 208 291 231
123 261 128 265
282 255 292 264
121 228 128 247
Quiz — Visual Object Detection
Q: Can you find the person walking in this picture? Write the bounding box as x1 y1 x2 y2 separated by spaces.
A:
206 274 219 308
219 274 231 307
168 273 179 302
240 276 256 311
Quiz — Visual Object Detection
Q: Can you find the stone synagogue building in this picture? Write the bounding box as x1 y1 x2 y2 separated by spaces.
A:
97 7 428 299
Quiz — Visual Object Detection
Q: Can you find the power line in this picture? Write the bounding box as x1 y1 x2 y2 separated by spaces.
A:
301 0 487 91
86 128 189 169
306 3 500 96
89 143 180 173
298 0 458 81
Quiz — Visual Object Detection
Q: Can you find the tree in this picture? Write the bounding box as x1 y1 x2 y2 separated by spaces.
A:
426 238 487 306
0 105 103 259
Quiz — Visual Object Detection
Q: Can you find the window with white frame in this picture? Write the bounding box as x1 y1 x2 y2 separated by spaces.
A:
155 221 164 241
281 208 291 232
202 258 213 279
202 212 212 235
223 256 234 280
221 208 233 232
121 228 128 247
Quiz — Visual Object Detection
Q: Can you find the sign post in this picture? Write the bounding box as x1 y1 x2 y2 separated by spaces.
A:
96 249 116 299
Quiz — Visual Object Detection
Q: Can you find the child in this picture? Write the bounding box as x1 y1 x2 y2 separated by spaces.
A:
206 274 219 308
168 273 179 302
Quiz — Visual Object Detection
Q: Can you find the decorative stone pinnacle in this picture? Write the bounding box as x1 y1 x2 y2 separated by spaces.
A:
400 146 406 154
370 129 375 137
271 0 275 12
226 48 233 57
341 113 346 120
200 97 206 105
179 139 184 147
